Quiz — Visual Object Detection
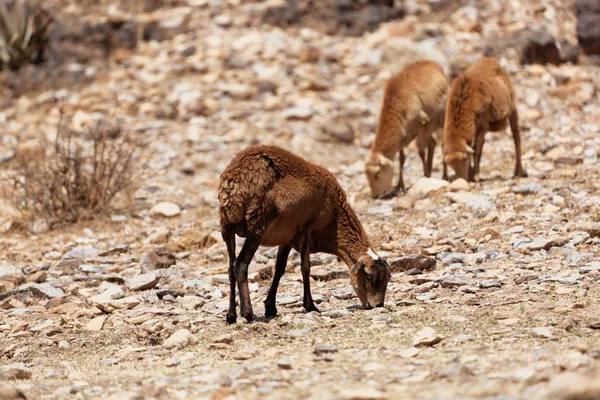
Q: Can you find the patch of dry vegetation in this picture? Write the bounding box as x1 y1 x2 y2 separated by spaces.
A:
5 112 139 228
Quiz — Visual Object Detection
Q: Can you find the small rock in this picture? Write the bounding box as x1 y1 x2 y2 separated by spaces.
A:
0 363 32 380
389 255 436 273
332 287 354 300
286 328 311 337
313 344 338 354
141 247 176 270
283 106 313 120
63 246 102 260
408 177 449 200
532 327 553 339
415 281 438 293
336 388 386 400
413 327 444 347
150 202 181 218
448 178 469 192
163 329 196 349
512 183 542 195
440 274 473 288
85 316 107 331
30 283 64 299
398 347 421 358
517 237 568 251
89 284 124 304
25 270 47 283
212 334 233 345
480 280 502 289
0 389 27 399
321 121 354 144
277 357 293 370
126 272 160 291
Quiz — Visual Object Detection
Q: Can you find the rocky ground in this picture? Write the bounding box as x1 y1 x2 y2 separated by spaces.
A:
1 0 600 399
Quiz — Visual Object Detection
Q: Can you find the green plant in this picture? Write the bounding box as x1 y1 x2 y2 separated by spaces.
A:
0 0 52 70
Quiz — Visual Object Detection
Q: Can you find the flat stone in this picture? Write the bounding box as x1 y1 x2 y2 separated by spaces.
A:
313 344 338 354
63 246 102 260
332 287 355 300
25 270 47 283
277 357 293 370
532 327 553 339
415 281 438 293
31 283 64 299
414 327 443 347
517 237 568 251
212 334 233 345
150 202 181 218
440 274 474 288
141 247 177 270
85 316 107 331
286 328 311 337
164 329 196 349
512 183 542 195
398 347 421 358
408 177 449 200
96 296 141 312
126 272 160 291
389 256 436 273
336 388 386 400
0 363 32 380
89 284 124 303
448 178 469 192
480 280 502 288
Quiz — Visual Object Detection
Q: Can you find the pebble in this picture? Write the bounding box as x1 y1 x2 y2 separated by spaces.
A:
531 327 553 339
313 344 338 354
332 287 355 300
408 177 449 199
0 363 32 380
126 272 160 291
440 274 474 288
30 283 64 299
286 328 311 337
413 327 444 347
150 202 181 218
276 357 293 370
448 178 469 192
85 316 107 331
163 329 196 349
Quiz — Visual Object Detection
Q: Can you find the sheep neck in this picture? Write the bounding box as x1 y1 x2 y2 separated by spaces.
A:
336 201 370 267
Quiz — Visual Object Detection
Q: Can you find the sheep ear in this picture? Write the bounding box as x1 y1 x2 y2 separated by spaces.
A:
465 145 475 154
350 261 368 307
379 156 393 168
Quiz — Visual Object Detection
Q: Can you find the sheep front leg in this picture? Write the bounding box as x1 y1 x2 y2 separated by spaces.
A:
223 225 237 324
300 237 319 313
397 147 406 195
264 244 292 318
471 133 485 181
234 236 260 322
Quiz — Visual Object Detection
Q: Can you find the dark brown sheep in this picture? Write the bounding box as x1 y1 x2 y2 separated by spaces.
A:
218 145 391 323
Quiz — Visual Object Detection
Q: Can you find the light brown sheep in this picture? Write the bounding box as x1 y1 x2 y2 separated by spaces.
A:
365 60 448 198
443 57 527 181
218 145 391 323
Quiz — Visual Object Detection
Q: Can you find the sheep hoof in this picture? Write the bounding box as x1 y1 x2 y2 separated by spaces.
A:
241 311 254 323
264 304 278 318
514 169 528 178
226 312 237 324
304 303 320 313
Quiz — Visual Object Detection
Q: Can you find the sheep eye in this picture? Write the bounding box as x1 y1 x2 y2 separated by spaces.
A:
366 273 374 281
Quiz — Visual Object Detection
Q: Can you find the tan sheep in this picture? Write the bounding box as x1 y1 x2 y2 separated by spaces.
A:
219 145 391 323
443 57 527 181
365 60 448 198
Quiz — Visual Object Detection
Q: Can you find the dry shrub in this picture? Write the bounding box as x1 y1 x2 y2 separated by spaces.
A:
8 113 139 227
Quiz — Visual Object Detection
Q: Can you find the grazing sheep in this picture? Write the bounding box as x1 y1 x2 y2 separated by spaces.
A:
219 145 391 323
365 60 448 198
443 57 527 181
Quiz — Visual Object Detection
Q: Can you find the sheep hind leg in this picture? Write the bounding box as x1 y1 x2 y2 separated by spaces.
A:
426 135 436 178
264 244 292 318
510 111 528 178
223 225 237 324
234 236 260 322
300 237 319 313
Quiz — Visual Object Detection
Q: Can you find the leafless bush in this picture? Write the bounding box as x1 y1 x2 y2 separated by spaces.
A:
8 114 139 226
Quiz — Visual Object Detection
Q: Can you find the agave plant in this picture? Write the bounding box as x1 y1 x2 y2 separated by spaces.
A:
0 0 52 70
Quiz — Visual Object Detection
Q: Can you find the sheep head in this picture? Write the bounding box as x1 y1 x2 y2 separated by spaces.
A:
350 249 391 309
365 154 394 198
444 145 474 181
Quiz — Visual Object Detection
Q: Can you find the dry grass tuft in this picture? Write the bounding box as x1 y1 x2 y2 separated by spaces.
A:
6 111 140 228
